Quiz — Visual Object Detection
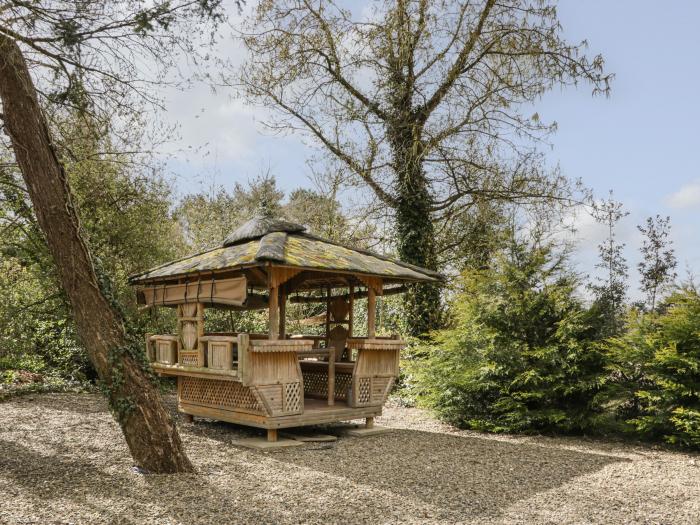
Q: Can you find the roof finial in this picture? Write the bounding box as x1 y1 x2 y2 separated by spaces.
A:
223 214 307 246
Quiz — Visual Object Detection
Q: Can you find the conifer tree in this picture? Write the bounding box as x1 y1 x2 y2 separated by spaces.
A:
411 234 605 433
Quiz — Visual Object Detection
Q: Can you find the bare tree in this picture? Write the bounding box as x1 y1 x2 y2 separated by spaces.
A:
638 215 677 312
0 0 227 473
234 0 611 335
589 191 628 335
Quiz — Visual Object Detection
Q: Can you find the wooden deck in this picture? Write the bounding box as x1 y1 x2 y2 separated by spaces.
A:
180 397 382 430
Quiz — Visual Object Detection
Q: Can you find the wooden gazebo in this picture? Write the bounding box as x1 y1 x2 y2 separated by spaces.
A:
129 216 441 442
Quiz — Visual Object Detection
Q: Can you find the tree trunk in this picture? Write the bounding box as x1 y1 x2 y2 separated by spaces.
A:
390 122 441 336
0 35 193 473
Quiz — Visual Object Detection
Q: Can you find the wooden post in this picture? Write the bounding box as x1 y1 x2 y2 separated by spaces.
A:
328 347 335 406
182 413 194 424
279 286 286 339
237 333 251 386
269 284 279 340
365 416 374 429
267 429 278 442
367 286 376 338
325 285 331 347
197 302 205 367
348 284 354 338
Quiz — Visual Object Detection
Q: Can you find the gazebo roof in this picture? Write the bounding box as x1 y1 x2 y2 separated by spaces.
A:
129 216 442 285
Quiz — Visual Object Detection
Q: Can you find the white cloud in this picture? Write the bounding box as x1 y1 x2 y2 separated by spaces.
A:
665 181 700 209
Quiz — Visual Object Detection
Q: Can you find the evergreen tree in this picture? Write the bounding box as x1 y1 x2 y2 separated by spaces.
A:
638 215 677 311
603 288 700 448
411 235 605 433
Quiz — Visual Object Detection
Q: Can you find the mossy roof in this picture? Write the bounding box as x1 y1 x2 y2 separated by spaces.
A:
129 216 442 285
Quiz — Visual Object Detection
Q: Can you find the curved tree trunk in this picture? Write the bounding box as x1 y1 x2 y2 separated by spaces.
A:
0 35 193 473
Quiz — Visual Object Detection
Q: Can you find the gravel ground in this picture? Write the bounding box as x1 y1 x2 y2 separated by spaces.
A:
1 393 698 524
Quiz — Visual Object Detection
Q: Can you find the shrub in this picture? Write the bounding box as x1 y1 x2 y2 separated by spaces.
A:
603 288 700 447
410 240 606 434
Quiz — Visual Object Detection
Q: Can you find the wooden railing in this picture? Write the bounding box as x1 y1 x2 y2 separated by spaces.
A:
146 333 405 409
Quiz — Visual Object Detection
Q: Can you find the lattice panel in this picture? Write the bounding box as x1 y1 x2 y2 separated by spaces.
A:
179 351 200 366
180 377 262 413
284 382 301 413
302 370 352 400
357 377 371 404
335 373 352 400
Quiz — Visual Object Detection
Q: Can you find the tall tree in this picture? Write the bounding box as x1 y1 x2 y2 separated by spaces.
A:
638 215 677 312
0 1 225 473
236 0 611 335
588 192 628 336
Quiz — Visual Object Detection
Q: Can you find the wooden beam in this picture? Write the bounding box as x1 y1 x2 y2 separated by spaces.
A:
245 266 268 286
289 285 407 304
269 266 303 288
357 275 384 296
282 270 312 293
367 286 376 338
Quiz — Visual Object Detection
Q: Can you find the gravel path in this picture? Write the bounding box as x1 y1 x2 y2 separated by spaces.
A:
1 393 698 524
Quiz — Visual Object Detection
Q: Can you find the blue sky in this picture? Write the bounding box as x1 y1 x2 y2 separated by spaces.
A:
536 1 700 291
158 1 700 296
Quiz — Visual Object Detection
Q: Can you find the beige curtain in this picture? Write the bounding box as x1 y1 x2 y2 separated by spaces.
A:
139 276 247 306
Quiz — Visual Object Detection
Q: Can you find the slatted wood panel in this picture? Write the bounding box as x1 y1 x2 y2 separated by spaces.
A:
156 339 177 365
257 384 283 413
254 382 303 415
354 348 400 377
208 341 233 370
249 352 301 385
371 376 393 402
250 339 314 352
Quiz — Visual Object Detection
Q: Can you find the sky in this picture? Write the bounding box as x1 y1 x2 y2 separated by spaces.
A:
156 1 700 298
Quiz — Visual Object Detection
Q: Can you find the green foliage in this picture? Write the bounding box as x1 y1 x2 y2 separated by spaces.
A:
410 238 606 434
602 288 700 447
175 175 284 251
0 115 183 388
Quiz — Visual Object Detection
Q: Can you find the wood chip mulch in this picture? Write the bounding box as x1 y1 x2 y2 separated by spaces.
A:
1 393 698 524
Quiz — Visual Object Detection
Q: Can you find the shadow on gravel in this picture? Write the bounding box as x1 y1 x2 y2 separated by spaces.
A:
0 438 283 524
270 427 630 517
0 394 631 523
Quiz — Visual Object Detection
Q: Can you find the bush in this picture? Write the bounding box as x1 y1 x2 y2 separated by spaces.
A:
603 288 700 447
410 240 606 434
